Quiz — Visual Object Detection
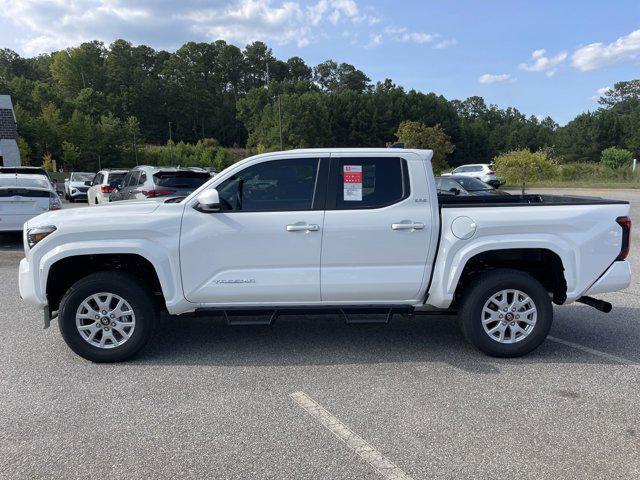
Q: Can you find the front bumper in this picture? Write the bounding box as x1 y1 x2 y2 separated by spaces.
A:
585 261 632 296
19 257 47 308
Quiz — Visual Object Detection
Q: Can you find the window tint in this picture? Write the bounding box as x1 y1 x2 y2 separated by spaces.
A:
455 177 492 191
93 173 103 185
125 172 139 187
437 177 464 194
469 166 483 172
332 157 408 210
137 173 147 186
216 158 319 211
108 173 125 185
121 172 133 187
154 171 210 188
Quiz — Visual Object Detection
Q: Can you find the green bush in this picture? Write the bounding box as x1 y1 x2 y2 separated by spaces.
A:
600 147 634 169
493 149 557 194
558 162 636 182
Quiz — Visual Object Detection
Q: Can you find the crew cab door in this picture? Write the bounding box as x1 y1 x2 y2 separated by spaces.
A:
180 156 328 305
320 154 435 303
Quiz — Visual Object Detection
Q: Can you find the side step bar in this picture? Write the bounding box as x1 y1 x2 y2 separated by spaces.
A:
194 305 415 325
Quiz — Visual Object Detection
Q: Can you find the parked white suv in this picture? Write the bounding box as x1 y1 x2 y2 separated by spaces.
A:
445 164 501 187
87 169 128 206
64 172 95 202
19 148 632 362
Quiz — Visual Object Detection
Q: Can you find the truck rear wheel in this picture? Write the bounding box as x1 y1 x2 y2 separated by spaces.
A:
58 271 157 362
458 269 553 357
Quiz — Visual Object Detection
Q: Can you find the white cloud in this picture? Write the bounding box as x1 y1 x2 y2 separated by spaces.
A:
591 86 612 101
572 29 640 71
363 26 453 49
519 48 568 76
434 38 457 49
0 0 389 54
478 73 515 84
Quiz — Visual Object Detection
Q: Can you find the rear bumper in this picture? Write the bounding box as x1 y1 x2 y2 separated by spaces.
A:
584 261 632 296
0 214 36 232
19 257 47 308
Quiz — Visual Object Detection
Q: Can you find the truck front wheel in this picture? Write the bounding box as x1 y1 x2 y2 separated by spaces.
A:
458 269 553 357
58 271 157 362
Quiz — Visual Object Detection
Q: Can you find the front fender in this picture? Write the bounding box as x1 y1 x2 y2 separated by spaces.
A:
38 240 184 312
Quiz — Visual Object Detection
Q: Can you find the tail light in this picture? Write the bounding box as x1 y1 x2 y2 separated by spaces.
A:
48 193 62 211
616 216 631 260
141 189 177 197
99 185 114 193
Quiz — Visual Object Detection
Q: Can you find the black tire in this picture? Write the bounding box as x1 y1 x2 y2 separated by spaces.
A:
58 271 157 362
458 269 553 357
69 197 75 203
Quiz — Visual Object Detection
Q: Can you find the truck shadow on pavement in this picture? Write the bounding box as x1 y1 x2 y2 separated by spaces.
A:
131 309 639 372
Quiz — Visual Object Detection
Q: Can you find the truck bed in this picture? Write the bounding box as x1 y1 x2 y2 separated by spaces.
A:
438 193 629 208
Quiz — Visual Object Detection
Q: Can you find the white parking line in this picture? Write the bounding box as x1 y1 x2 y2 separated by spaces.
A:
289 391 413 480
548 336 639 366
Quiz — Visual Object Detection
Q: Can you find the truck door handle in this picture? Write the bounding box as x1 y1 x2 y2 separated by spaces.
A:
286 223 319 232
391 222 425 230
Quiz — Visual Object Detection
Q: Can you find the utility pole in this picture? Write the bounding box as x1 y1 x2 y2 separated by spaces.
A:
132 131 138 166
97 154 101 171
168 122 173 142
277 94 283 151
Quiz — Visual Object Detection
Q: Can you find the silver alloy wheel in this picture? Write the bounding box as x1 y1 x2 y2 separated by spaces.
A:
481 289 537 344
75 292 136 349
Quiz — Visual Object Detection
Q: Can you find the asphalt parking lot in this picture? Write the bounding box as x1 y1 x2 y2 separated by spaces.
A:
1 191 639 479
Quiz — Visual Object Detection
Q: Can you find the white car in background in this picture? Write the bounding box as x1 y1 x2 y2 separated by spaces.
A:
64 172 95 202
86 169 128 206
443 164 501 187
0 173 61 232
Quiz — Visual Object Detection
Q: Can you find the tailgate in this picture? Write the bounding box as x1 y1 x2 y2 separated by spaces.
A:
0 188 50 214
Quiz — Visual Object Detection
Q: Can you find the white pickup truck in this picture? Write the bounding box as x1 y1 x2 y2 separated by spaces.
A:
19 148 632 362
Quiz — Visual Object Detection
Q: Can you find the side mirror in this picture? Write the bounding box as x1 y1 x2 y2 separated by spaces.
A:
84 181 92 186
194 189 221 213
449 187 461 195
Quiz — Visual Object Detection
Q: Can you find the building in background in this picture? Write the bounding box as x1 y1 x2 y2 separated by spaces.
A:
0 95 20 167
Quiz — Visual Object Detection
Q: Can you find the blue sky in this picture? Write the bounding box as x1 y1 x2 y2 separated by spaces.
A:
0 0 639 124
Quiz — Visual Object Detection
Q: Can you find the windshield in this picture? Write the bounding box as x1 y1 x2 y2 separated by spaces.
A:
71 172 94 181
154 171 210 188
454 177 493 191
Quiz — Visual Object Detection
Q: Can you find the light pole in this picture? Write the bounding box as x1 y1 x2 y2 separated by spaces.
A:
277 94 283 151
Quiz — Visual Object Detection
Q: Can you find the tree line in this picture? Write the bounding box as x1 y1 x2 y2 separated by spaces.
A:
0 39 639 171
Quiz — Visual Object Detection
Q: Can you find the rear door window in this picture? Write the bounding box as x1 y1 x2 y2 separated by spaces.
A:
329 157 409 210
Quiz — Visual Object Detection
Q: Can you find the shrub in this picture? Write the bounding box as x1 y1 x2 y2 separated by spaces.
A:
493 149 557 195
601 147 634 169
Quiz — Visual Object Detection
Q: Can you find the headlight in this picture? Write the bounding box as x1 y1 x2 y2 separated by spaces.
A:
27 225 57 248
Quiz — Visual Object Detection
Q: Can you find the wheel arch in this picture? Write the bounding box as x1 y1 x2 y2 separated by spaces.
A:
43 246 176 313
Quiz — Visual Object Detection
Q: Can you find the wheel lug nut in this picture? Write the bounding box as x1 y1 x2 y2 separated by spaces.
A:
110 314 115 318
95 315 100 319
510 322 515 326
515 315 520 319
111 322 116 327
502 321 507 325
102 311 107 315
103 327 109 331
499 314 503 318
